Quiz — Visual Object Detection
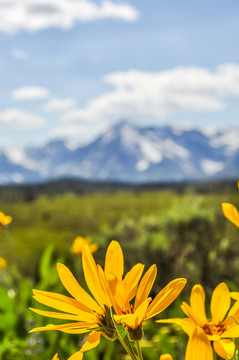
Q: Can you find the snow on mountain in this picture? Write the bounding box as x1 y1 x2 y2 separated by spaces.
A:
211 129 239 155
0 151 39 184
0 122 239 184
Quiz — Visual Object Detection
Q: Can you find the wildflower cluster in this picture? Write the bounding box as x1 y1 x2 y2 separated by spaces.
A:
30 241 186 359
28 179 239 360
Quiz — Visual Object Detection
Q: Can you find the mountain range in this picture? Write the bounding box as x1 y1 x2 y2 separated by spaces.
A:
1 122 239 184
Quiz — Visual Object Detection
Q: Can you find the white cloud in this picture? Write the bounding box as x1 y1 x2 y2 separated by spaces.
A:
12 86 50 100
11 48 28 60
44 97 76 111
0 0 139 33
0 108 45 128
62 63 239 123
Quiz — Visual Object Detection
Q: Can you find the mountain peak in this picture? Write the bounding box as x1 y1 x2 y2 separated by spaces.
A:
112 120 136 131
1 124 239 184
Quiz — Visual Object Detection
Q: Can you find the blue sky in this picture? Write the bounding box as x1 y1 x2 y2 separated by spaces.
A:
1 0 239 148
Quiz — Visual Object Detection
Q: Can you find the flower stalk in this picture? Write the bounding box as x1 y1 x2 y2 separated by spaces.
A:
111 308 138 360
135 340 144 360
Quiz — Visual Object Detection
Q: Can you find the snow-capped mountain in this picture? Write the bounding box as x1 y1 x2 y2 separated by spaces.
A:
1 122 239 184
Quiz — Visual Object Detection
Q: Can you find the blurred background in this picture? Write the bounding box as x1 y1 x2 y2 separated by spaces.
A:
0 1 239 359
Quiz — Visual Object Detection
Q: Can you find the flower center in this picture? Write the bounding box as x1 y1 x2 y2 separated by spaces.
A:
203 322 226 336
121 305 134 315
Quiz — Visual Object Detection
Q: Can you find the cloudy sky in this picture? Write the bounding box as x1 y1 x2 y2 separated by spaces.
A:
1 0 239 147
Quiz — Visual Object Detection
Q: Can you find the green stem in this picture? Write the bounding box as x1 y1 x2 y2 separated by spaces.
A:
110 308 138 360
116 334 138 360
135 341 144 360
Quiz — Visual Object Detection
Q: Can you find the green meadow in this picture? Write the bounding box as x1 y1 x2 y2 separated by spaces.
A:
0 180 239 359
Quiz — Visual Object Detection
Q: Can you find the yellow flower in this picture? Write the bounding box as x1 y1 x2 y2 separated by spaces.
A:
71 236 98 255
157 283 239 360
160 355 173 360
31 241 186 357
0 256 6 269
30 245 115 358
0 211 12 229
103 242 186 338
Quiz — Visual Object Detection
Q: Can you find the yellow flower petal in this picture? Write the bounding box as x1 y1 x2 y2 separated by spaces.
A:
181 302 204 327
33 292 92 317
222 203 239 228
57 263 101 313
123 263 145 303
135 264 157 308
145 278 187 320
114 298 151 328
210 282 230 324
156 318 195 337
29 307 96 322
190 284 207 324
68 351 83 360
58 327 97 334
230 292 239 301
222 325 239 338
160 355 173 360
82 245 108 308
96 265 112 308
105 271 129 311
52 354 60 360
68 331 101 360
29 322 94 333
224 300 239 326
105 241 124 280
207 334 221 341
185 327 213 360
213 339 235 359
33 289 92 312
80 331 101 352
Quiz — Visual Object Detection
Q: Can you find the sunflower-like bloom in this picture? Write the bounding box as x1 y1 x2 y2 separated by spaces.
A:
157 282 239 360
71 236 98 255
30 247 116 358
106 245 186 338
31 241 186 358
30 241 145 358
0 211 12 230
160 355 173 360
222 181 239 228
0 256 6 269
